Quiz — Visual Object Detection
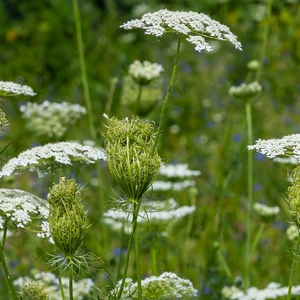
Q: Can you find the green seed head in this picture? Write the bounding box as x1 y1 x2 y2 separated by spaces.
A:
18 281 49 300
103 116 161 200
287 166 300 227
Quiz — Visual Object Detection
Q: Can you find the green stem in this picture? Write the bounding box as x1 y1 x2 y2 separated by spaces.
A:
72 0 96 140
56 246 66 300
288 234 300 299
151 247 157 276
69 259 74 300
134 214 142 300
135 84 143 116
244 100 253 289
251 223 266 254
152 36 181 153
0 219 19 300
116 199 142 300
115 223 125 282
255 0 273 82
217 248 232 280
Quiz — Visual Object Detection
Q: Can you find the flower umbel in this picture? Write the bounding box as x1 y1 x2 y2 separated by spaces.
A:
109 272 197 299
128 60 164 85
248 134 300 162
253 202 280 223
0 81 36 96
121 9 242 52
20 100 87 140
229 81 262 99
103 116 161 200
0 141 106 178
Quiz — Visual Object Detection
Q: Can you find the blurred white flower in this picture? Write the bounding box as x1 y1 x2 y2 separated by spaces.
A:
152 180 196 191
253 202 280 222
14 272 94 300
230 282 300 299
121 9 242 52
229 81 262 99
128 60 164 85
0 141 106 178
0 189 48 229
0 81 36 96
110 272 197 299
159 163 201 178
248 134 300 161
20 100 87 139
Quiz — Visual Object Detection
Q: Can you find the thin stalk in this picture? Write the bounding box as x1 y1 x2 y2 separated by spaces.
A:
105 77 118 114
135 84 143 115
56 246 66 300
0 219 18 300
115 223 125 282
72 0 96 140
251 223 265 254
288 234 300 299
116 199 142 300
151 247 157 276
152 36 181 153
217 248 232 280
69 259 74 300
244 100 253 289
134 216 142 300
256 0 273 82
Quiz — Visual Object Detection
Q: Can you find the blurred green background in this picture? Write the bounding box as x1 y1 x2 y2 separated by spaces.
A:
1 0 300 299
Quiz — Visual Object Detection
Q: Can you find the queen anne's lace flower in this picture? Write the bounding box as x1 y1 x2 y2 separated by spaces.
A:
110 272 197 299
0 142 106 178
14 272 94 300
229 81 262 99
103 198 195 234
0 81 36 96
121 9 242 52
20 100 87 139
159 163 201 178
152 180 196 191
229 282 300 299
253 202 280 223
0 189 48 229
248 134 300 162
129 60 164 85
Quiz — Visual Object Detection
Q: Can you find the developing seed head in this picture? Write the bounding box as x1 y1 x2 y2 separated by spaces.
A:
287 166 300 227
18 281 49 300
103 116 161 200
47 177 82 213
0 109 8 135
48 178 88 256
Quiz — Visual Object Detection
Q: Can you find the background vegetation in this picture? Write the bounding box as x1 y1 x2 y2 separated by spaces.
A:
1 0 300 299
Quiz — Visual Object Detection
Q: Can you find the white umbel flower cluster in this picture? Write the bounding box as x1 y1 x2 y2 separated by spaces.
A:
160 163 201 178
104 198 195 234
253 203 280 220
20 100 87 139
110 272 198 299
0 81 36 96
229 282 300 299
120 9 242 52
0 189 48 229
248 134 300 162
129 60 164 85
0 141 106 178
229 81 262 99
14 272 94 300
152 180 196 191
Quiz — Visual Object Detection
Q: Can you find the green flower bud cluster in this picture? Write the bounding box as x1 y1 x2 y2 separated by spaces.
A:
103 116 161 201
287 166 300 227
229 81 262 99
18 281 49 300
48 178 88 257
0 109 8 135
